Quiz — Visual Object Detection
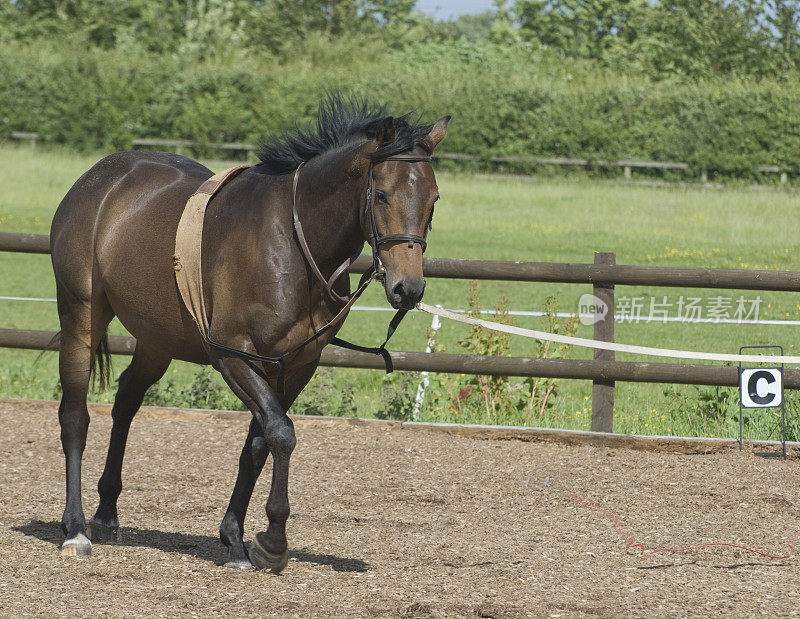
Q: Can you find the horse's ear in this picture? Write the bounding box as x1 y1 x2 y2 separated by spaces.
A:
424 115 451 151
368 116 395 147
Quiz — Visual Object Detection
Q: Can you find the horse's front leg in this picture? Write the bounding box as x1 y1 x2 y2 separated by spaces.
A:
218 357 297 573
218 417 268 569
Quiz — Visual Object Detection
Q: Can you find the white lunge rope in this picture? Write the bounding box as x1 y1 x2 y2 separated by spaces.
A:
416 302 800 365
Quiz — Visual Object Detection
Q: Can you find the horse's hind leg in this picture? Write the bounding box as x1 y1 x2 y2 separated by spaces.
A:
57 293 114 556
89 345 170 543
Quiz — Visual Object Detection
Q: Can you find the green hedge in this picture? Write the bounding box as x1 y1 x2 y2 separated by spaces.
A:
2 38 799 175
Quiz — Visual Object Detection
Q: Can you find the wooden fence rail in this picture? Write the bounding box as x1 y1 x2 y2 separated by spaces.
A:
4 231 800 291
4 328 800 389
0 232 49 253
4 133 795 182
3 231 799 431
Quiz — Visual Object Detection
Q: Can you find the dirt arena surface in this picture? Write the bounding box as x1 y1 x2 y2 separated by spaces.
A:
0 399 799 617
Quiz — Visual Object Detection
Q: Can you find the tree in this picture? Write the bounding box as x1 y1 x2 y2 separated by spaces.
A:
3 0 191 51
512 0 650 59
435 11 496 42
766 0 800 69
639 0 773 75
510 0 789 77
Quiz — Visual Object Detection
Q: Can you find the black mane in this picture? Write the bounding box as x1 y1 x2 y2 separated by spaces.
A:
256 93 433 175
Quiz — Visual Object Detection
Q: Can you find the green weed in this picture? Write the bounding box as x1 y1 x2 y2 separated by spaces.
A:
375 372 417 421
417 283 578 426
142 367 244 411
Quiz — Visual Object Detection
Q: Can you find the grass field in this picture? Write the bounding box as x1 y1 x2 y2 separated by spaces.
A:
2 142 800 440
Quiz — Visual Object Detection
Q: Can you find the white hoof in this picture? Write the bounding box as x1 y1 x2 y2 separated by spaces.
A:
61 533 92 557
223 559 254 570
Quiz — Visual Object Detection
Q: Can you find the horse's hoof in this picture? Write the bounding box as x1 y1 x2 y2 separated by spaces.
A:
249 533 289 574
223 559 254 570
87 519 122 544
61 533 92 557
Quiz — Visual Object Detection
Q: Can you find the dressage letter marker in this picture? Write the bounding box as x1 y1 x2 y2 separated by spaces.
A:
737 345 786 458
739 368 783 408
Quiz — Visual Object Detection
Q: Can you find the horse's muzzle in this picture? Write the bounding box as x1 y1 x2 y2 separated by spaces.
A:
387 277 426 310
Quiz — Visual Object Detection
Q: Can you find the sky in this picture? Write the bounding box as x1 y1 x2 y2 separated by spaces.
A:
415 0 496 22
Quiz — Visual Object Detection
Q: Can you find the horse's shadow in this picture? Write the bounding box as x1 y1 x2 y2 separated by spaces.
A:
12 520 369 573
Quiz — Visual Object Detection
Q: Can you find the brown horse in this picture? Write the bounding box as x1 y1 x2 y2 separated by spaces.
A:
50 95 449 571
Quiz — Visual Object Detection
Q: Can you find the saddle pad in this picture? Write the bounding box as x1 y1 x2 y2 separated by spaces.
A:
173 165 250 340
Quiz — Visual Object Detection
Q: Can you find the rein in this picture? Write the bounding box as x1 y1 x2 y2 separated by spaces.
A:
200 269 380 395
289 154 433 380
180 153 433 395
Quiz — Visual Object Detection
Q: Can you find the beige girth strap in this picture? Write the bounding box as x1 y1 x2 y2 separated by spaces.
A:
174 166 250 340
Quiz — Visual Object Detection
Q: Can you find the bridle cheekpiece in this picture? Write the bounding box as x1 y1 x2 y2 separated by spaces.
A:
293 152 433 300
363 153 433 278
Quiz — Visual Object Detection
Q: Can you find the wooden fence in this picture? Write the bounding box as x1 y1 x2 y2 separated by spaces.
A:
3 231 800 431
4 133 794 183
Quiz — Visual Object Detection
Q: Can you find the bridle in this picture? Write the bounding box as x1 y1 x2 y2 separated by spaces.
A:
292 152 433 304
363 153 434 277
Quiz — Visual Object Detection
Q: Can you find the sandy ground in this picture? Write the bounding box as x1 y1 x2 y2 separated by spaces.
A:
0 399 799 618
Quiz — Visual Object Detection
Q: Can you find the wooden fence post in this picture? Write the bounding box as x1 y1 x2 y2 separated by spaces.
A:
591 252 615 432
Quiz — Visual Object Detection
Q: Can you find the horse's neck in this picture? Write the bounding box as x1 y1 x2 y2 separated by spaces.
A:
295 149 366 276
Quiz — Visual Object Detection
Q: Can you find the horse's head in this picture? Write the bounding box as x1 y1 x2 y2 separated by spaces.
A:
365 115 450 309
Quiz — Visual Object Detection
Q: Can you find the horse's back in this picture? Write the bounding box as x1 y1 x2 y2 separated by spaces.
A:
51 151 214 360
52 151 210 257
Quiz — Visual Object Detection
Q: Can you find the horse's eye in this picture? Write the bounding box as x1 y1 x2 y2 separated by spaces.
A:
375 189 389 204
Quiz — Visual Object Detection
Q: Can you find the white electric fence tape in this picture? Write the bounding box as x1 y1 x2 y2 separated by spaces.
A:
416 301 800 365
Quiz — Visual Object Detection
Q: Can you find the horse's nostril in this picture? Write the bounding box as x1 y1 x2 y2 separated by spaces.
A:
392 281 405 299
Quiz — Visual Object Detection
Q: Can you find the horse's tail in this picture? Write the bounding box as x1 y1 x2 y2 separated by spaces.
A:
92 331 112 392
34 329 113 392
34 331 61 365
